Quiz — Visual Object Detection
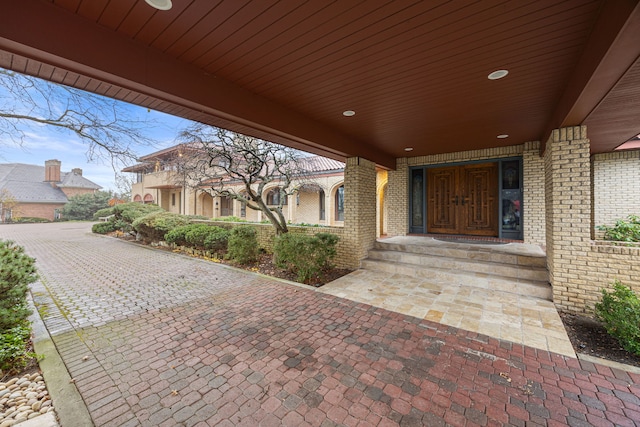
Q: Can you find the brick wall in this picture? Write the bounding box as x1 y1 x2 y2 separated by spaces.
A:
59 188 96 198
13 203 65 221
523 141 546 245
592 150 640 238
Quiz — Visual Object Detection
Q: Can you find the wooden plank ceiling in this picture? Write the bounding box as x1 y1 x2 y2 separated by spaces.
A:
1 0 639 168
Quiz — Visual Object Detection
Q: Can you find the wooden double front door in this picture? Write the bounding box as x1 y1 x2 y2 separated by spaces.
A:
427 163 498 236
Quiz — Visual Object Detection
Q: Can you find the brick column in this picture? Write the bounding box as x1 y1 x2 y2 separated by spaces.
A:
344 157 377 269
386 158 409 236
544 126 592 311
523 141 545 245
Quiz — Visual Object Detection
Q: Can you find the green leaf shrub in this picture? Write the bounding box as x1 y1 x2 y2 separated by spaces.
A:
12 217 50 223
0 240 38 373
595 280 640 355
93 207 116 220
212 216 246 222
165 225 192 247
132 211 191 243
165 224 231 251
92 221 118 234
274 232 339 283
597 214 640 242
112 202 164 224
203 227 230 251
0 240 37 331
226 226 258 265
0 324 36 373
60 191 111 220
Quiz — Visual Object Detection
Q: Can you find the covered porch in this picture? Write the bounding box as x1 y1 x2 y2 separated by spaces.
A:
1 1 639 314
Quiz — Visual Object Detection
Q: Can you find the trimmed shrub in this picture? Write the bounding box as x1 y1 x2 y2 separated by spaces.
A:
12 217 50 223
595 280 640 355
597 214 640 243
92 221 118 234
185 224 217 248
274 232 340 283
112 202 164 224
165 225 192 247
132 211 191 243
203 227 230 251
226 226 258 264
93 207 116 220
0 240 37 331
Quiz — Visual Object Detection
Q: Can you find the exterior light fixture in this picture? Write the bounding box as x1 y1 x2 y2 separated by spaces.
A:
488 70 509 80
145 0 172 10
404 147 414 152
342 110 356 117
497 134 509 139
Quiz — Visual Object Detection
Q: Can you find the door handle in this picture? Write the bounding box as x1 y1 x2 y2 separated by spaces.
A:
454 195 459 205
460 196 466 205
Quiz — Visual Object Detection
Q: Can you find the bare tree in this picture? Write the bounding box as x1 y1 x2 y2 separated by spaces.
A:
178 125 308 234
0 68 158 167
0 189 18 223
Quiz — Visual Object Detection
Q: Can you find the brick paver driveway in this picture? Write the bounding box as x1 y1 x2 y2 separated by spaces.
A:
2 222 640 426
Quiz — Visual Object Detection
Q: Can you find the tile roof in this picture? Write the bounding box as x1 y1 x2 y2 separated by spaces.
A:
0 163 101 203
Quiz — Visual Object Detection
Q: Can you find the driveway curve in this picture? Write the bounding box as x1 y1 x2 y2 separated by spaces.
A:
2 222 639 426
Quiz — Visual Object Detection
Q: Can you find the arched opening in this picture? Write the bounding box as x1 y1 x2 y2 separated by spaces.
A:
334 185 344 222
143 193 154 204
133 194 142 203
265 187 287 206
199 192 214 217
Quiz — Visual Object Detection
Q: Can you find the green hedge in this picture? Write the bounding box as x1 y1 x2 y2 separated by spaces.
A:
132 211 191 243
112 202 164 224
165 224 230 251
226 226 258 265
595 280 640 355
274 232 339 283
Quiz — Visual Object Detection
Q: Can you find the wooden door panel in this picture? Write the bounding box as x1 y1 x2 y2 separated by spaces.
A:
426 163 498 237
427 167 457 233
461 163 498 235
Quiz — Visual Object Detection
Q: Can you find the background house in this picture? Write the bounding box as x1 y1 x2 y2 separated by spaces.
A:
0 159 101 222
123 145 348 226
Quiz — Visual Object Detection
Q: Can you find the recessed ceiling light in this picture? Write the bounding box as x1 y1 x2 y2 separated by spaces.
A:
404 147 414 152
145 0 172 10
342 110 355 117
488 70 509 80
497 134 509 139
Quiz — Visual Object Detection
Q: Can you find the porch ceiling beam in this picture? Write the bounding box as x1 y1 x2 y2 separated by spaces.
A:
0 0 396 169
541 0 640 153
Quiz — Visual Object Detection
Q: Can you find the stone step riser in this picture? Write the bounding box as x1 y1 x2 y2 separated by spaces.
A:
361 259 552 300
374 242 546 268
367 250 548 282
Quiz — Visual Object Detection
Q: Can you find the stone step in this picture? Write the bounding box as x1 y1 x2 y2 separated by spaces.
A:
361 258 552 300
374 240 546 268
366 249 548 282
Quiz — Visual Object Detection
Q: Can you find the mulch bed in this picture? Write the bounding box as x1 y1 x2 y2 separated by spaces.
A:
560 311 640 367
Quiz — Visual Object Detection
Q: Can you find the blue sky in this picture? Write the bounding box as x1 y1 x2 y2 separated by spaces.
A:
0 108 192 192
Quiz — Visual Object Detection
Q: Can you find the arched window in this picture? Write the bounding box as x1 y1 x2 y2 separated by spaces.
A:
133 194 142 203
266 187 287 206
143 193 154 204
335 185 344 221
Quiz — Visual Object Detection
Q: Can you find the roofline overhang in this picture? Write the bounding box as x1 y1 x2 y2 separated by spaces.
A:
0 0 396 169
541 0 640 154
